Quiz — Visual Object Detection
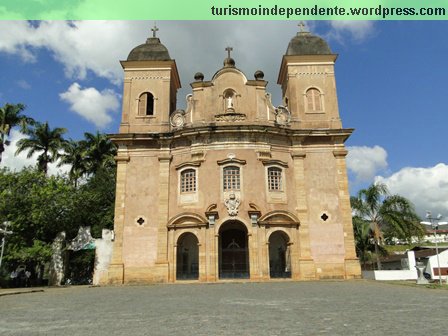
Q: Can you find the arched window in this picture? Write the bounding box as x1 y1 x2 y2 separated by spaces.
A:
180 169 196 193
267 167 283 191
138 92 154 116
223 166 240 191
306 88 322 112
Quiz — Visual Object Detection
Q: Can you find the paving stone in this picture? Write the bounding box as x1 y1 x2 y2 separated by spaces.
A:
0 281 446 335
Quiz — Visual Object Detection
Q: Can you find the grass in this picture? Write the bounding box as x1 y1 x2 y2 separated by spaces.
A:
383 280 448 290
385 243 448 253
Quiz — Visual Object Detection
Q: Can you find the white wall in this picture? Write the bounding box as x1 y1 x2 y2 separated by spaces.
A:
362 251 417 281
425 249 448 280
362 270 417 281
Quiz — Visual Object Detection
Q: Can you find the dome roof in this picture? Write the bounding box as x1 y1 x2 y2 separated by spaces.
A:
286 32 332 56
127 37 171 61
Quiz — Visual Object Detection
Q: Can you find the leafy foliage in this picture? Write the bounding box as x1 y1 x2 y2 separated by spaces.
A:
0 103 35 163
15 121 67 174
351 183 422 270
0 165 116 277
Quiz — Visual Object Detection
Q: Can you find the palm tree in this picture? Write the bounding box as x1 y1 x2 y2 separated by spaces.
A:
83 131 116 174
352 216 387 269
58 139 88 187
0 103 35 163
350 183 421 270
15 122 67 174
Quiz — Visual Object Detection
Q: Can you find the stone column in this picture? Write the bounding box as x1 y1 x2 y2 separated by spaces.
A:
214 232 220 281
167 229 175 282
291 149 316 280
199 228 207 282
107 151 129 284
155 153 171 281
333 149 361 279
260 226 270 280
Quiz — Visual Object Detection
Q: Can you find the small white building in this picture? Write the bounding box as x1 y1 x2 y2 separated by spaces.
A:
424 248 448 281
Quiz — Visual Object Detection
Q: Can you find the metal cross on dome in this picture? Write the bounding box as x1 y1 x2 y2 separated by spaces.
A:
225 46 233 58
151 22 159 38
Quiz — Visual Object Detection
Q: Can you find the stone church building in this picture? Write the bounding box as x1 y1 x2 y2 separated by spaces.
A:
103 26 361 284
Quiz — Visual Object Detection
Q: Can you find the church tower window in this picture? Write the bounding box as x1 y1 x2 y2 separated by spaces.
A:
223 166 240 191
306 88 323 112
267 167 283 191
180 169 197 193
139 92 154 116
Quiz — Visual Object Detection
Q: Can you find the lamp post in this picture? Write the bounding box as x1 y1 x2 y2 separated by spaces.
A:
420 212 448 285
0 221 13 270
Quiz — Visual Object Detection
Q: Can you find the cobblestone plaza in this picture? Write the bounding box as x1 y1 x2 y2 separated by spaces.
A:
0 281 446 335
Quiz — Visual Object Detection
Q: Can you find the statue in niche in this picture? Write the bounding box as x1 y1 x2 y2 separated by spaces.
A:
224 91 235 112
226 96 234 110
225 193 240 216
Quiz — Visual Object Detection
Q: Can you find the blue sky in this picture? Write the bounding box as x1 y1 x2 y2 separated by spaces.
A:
0 21 447 218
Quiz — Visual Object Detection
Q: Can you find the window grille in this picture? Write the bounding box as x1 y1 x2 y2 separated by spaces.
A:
268 167 282 191
223 166 240 191
181 169 196 192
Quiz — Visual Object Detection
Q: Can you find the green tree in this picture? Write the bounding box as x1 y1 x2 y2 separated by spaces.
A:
58 139 88 187
0 168 75 279
0 103 35 163
71 166 116 238
352 216 387 269
350 183 422 270
83 131 116 174
15 121 67 174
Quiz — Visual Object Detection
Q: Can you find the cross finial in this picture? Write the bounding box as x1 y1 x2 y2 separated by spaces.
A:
225 46 233 58
298 21 307 33
151 22 159 38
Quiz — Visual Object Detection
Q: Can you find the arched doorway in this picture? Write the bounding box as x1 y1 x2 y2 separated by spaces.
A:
269 231 291 278
219 221 249 279
176 233 199 280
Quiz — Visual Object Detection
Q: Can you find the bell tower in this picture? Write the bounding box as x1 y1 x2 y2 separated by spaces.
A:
119 25 181 134
278 23 342 129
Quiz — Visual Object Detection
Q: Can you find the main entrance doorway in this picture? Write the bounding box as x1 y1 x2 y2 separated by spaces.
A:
269 231 291 278
176 233 199 280
219 221 249 279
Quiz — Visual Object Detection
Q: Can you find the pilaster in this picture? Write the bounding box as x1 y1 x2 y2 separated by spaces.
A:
107 152 129 284
292 149 316 280
155 152 171 281
333 148 361 279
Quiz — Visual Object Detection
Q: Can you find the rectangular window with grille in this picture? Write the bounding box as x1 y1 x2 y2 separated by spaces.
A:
181 169 196 193
223 166 240 191
268 167 283 191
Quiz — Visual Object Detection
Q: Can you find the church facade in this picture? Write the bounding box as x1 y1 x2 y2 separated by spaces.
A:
103 26 361 284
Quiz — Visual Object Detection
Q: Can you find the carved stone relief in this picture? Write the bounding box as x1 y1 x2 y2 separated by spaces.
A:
215 113 246 122
170 109 186 129
274 106 291 125
224 193 240 216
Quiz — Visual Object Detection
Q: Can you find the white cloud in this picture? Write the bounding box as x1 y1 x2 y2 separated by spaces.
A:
60 83 120 129
0 21 148 85
16 79 31 89
0 21 38 62
347 145 388 182
375 164 448 219
327 21 376 42
0 21 375 102
0 129 69 176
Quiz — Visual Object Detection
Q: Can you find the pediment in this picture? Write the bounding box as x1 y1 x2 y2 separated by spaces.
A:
212 67 248 83
167 212 208 229
258 211 300 227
